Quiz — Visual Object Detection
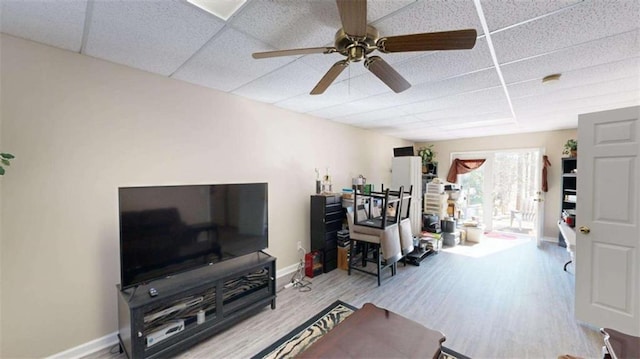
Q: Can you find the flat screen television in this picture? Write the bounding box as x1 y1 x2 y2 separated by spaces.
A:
118 183 268 289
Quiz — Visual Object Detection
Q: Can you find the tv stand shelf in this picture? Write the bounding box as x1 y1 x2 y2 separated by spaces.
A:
117 252 276 359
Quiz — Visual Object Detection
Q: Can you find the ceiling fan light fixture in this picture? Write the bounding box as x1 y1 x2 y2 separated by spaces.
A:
186 0 246 21
542 73 562 84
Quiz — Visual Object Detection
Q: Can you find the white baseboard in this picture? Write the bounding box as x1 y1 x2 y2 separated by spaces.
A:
542 236 558 243
46 331 119 359
46 264 301 358
276 261 301 280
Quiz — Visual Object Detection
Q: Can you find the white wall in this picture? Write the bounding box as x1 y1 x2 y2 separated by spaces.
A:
0 34 410 357
418 129 578 239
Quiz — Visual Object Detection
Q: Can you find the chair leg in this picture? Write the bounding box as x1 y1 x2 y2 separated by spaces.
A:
362 243 368 267
348 238 354 276
377 246 381 287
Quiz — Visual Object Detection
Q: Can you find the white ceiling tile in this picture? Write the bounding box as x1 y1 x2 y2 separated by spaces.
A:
412 97 512 124
373 0 484 37
492 0 640 64
334 107 412 125
172 27 295 92
508 57 640 100
274 82 369 113
232 59 322 103
85 0 224 76
394 38 494 86
230 0 340 50
480 0 583 32
513 87 640 119
353 114 423 131
501 30 640 84
0 0 87 52
399 77 506 114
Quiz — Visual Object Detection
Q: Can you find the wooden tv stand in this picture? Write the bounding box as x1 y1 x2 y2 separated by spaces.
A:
117 252 275 358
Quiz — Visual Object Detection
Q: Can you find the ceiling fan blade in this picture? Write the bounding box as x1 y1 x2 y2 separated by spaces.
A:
252 47 336 59
311 60 349 95
365 56 410 93
336 0 367 38
379 29 477 53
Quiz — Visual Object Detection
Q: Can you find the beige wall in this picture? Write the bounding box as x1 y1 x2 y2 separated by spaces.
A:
0 34 409 357
417 128 578 239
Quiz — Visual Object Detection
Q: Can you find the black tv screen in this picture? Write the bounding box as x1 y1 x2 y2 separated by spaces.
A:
118 183 268 289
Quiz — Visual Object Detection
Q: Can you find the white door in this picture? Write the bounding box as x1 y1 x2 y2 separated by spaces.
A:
575 106 640 336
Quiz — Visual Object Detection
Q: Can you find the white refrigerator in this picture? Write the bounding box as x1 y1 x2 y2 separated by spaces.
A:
392 156 423 235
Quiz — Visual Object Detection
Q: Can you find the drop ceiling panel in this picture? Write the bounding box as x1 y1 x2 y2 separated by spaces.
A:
492 0 640 64
333 107 413 125
412 98 512 123
0 0 87 52
403 68 504 109
394 37 493 86
501 30 640 84
84 0 224 76
517 99 640 131
373 0 483 37
508 57 640 100
352 114 422 129
513 88 640 119
480 0 582 32
172 27 295 92
399 81 506 114
232 60 322 103
230 0 338 50
274 82 369 113
330 89 432 115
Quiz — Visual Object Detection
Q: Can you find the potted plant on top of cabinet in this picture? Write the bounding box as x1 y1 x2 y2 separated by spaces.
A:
563 139 578 157
418 145 437 174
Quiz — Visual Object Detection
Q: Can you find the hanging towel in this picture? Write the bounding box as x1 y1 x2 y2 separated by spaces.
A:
542 155 552 192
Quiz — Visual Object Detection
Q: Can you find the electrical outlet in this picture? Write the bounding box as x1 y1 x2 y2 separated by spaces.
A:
297 241 302 251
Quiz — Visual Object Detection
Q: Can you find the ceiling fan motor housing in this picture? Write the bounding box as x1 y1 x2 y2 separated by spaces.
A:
335 26 379 62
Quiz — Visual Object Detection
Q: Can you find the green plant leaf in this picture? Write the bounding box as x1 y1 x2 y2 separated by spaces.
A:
0 167 5 175
0 153 15 159
1 159 9 166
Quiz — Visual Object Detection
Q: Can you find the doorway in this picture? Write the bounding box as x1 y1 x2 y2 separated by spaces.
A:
452 148 543 238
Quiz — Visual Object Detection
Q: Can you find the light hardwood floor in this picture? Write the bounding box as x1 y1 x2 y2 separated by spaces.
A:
88 238 603 359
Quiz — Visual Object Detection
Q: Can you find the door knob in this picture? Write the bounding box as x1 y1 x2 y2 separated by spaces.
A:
579 226 590 234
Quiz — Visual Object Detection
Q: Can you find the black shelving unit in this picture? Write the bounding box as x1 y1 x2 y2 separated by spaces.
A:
559 157 577 248
117 252 276 359
310 194 344 273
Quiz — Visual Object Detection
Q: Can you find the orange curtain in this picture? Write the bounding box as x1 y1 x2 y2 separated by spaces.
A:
542 155 552 192
446 158 486 183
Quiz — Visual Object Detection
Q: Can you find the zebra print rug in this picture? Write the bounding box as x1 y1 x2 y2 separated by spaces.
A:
252 300 356 359
252 300 468 359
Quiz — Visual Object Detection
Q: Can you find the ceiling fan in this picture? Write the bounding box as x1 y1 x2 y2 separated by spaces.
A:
252 0 477 95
